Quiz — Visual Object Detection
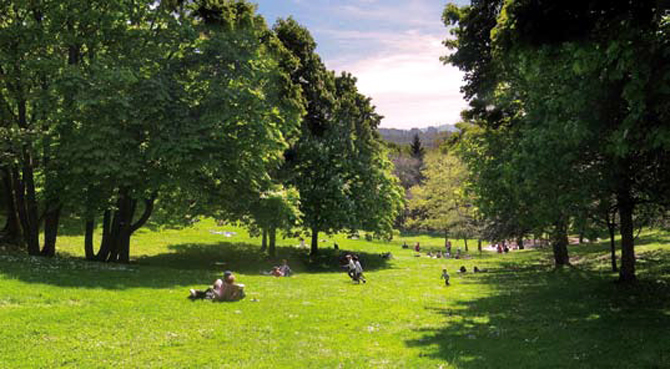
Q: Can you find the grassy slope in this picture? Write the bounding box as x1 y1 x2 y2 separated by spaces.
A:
0 220 669 368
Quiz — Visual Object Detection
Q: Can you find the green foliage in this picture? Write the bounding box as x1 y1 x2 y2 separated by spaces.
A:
0 0 305 260
444 0 670 275
246 185 302 236
409 148 478 240
409 133 425 162
274 19 404 248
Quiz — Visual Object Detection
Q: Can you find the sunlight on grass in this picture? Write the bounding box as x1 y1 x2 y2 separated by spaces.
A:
1 222 669 368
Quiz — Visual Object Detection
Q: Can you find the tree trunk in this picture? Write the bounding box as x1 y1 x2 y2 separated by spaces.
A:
463 237 468 252
477 239 482 253
551 221 570 267
116 197 136 263
608 221 618 273
0 167 20 242
261 229 267 252
95 210 113 261
85 219 95 260
310 227 319 256
517 236 524 250
11 165 40 255
41 205 61 257
618 190 636 283
98 196 124 262
22 150 41 256
268 228 277 258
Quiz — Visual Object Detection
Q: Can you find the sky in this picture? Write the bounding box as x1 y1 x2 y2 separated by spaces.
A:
252 0 471 130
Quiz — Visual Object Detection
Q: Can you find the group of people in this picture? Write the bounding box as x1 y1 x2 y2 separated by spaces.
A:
343 254 366 283
495 243 510 253
190 238 493 301
403 241 463 259
440 265 488 286
189 270 246 302
190 260 295 302
263 259 293 278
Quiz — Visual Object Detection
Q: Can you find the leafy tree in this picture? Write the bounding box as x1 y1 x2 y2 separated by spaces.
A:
247 186 302 258
409 148 476 248
274 19 403 254
409 133 425 162
491 0 670 281
0 0 304 263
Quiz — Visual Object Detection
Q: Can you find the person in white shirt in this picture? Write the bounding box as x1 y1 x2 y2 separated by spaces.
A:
352 255 366 284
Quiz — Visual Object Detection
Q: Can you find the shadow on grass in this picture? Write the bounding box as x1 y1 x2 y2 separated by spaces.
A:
136 242 394 275
406 260 670 368
0 242 393 290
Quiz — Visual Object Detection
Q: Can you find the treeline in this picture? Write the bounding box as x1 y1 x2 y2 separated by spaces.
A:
0 0 404 261
438 0 670 283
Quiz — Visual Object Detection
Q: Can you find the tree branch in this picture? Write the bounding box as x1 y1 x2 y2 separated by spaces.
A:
130 192 157 234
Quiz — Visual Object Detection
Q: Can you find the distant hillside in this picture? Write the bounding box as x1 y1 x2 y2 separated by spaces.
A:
378 124 457 148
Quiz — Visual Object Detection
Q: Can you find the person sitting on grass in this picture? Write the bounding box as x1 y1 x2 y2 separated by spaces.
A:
459 266 467 273
189 271 245 301
278 259 293 277
427 251 434 258
441 268 450 286
270 266 284 277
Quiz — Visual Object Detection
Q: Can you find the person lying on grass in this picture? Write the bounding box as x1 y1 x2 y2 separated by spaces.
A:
261 266 283 277
189 271 245 301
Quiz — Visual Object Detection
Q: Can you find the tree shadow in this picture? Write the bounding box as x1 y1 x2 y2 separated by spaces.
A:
405 260 670 368
0 242 394 291
135 242 395 275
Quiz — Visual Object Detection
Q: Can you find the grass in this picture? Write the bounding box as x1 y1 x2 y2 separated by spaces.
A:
0 220 669 368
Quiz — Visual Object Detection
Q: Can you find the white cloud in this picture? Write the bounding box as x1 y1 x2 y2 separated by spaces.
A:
322 29 468 129
337 1 443 29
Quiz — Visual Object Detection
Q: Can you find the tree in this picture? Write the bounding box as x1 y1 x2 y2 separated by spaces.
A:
274 19 403 254
0 0 304 263
409 147 476 247
492 0 670 281
246 186 301 258
443 0 576 266
410 133 425 162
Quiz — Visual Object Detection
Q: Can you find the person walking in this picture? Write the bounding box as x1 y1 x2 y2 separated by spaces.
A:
441 268 450 286
353 255 366 284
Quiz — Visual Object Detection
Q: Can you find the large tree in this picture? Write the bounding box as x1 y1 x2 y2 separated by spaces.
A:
409 147 475 247
445 0 670 280
274 18 403 254
491 0 670 281
0 0 304 262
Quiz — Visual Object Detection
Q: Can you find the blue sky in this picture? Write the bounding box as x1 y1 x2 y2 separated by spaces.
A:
252 0 471 129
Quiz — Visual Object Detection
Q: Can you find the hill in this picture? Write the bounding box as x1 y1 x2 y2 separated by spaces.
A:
378 124 457 148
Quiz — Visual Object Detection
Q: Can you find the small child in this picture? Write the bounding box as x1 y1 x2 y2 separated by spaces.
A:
441 268 450 286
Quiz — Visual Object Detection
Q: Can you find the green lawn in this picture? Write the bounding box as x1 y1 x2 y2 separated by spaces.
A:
1 220 669 368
